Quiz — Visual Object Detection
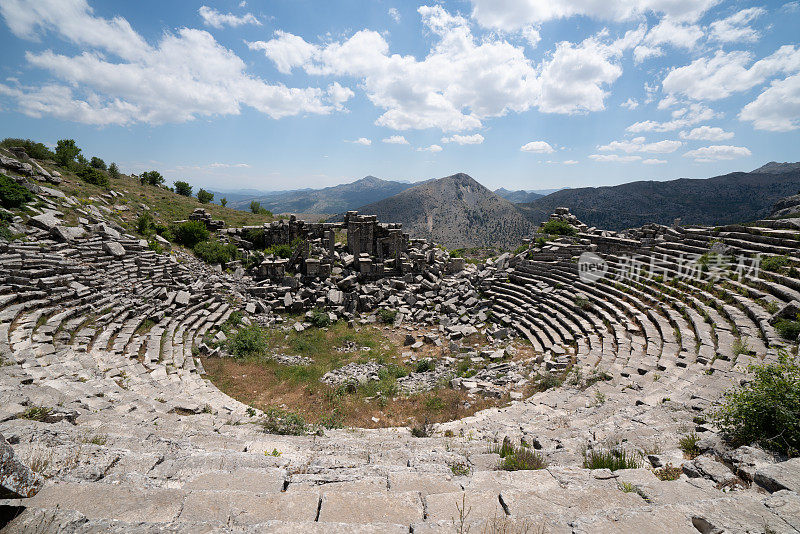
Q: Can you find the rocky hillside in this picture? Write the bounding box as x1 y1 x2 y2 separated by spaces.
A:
230 176 414 214
518 165 800 230
354 173 534 248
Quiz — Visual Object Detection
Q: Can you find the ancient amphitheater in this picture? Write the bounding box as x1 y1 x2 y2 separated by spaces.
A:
1 161 800 532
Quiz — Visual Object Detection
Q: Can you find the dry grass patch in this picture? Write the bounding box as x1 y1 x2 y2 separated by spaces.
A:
202 321 503 428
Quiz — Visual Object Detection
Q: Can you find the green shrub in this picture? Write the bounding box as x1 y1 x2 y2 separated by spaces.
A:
583 448 642 470
229 324 267 357
678 432 701 459
262 408 307 435
173 220 209 248
710 351 800 456
775 319 800 341
492 437 547 471
197 189 214 204
762 255 789 273
377 308 398 324
416 359 435 373
89 157 106 170
449 461 471 476
76 166 109 188
265 243 293 258
654 463 682 481
541 219 577 236
174 181 192 196
55 138 81 167
308 308 330 328
0 174 34 208
136 212 155 235
193 240 237 265
220 197 227 207
319 408 344 429
18 406 51 422
1 138 55 160
108 162 120 178
244 250 264 269
512 244 529 255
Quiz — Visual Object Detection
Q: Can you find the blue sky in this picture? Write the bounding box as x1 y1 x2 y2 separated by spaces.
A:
0 0 798 192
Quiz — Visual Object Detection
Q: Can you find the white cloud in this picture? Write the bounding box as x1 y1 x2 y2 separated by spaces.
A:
249 6 626 131
0 0 350 125
621 98 639 109
598 136 682 153
388 7 400 23
563 160 579 165
349 137 372 146
248 31 316 75
740 73 800 131
198 6 260 29
634 17 704 64
417 144 442 152
662 46 800 101
382 135 409 144
642 158 667 164
679 125 734 141
520 141 554 153
589 154 642 163
209 162 250 168
441 133 484 145
469 0 717 30
682 145 752 162
709 7 764 43
627 103 717 132
522 25 541 47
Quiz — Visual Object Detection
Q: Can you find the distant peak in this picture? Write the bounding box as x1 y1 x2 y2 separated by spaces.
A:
751 161 800 174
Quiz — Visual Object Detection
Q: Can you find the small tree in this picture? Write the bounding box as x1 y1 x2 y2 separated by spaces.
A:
174 181 192 197
108 162 120 178
76 154 88 167
140 170 164 186
55 139 81 168
220 197 227 207
197 188 214 204
90 157 106 170
249 200 272 216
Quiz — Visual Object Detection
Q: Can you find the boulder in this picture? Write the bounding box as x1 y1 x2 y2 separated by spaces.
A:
102 241 126 257
0 432 44 499
51 225 86 242
175 290 191 306
29 212 61 231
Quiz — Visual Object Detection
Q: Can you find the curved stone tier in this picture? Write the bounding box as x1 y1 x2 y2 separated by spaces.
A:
1 209 799 532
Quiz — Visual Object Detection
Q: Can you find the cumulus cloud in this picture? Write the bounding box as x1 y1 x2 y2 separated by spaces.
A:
441 133 484 145
349 137 371 146
683 145 752 161
589 154 642 163
662 46 800 101
417 144 442 152
598 136 682 153
627 103 717 132
679 126 734 141
198 6 260 29
249 5 627 131
633 17 703 63
621 98 639 109
709 7 764 43
382 135 409 144
520 141 554 153
469 0 717 30
642 158 667 164
740 73 800 131
0 0 351 125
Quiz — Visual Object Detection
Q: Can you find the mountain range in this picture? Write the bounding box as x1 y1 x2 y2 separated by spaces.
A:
517 163 800 230
228 176 414 214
